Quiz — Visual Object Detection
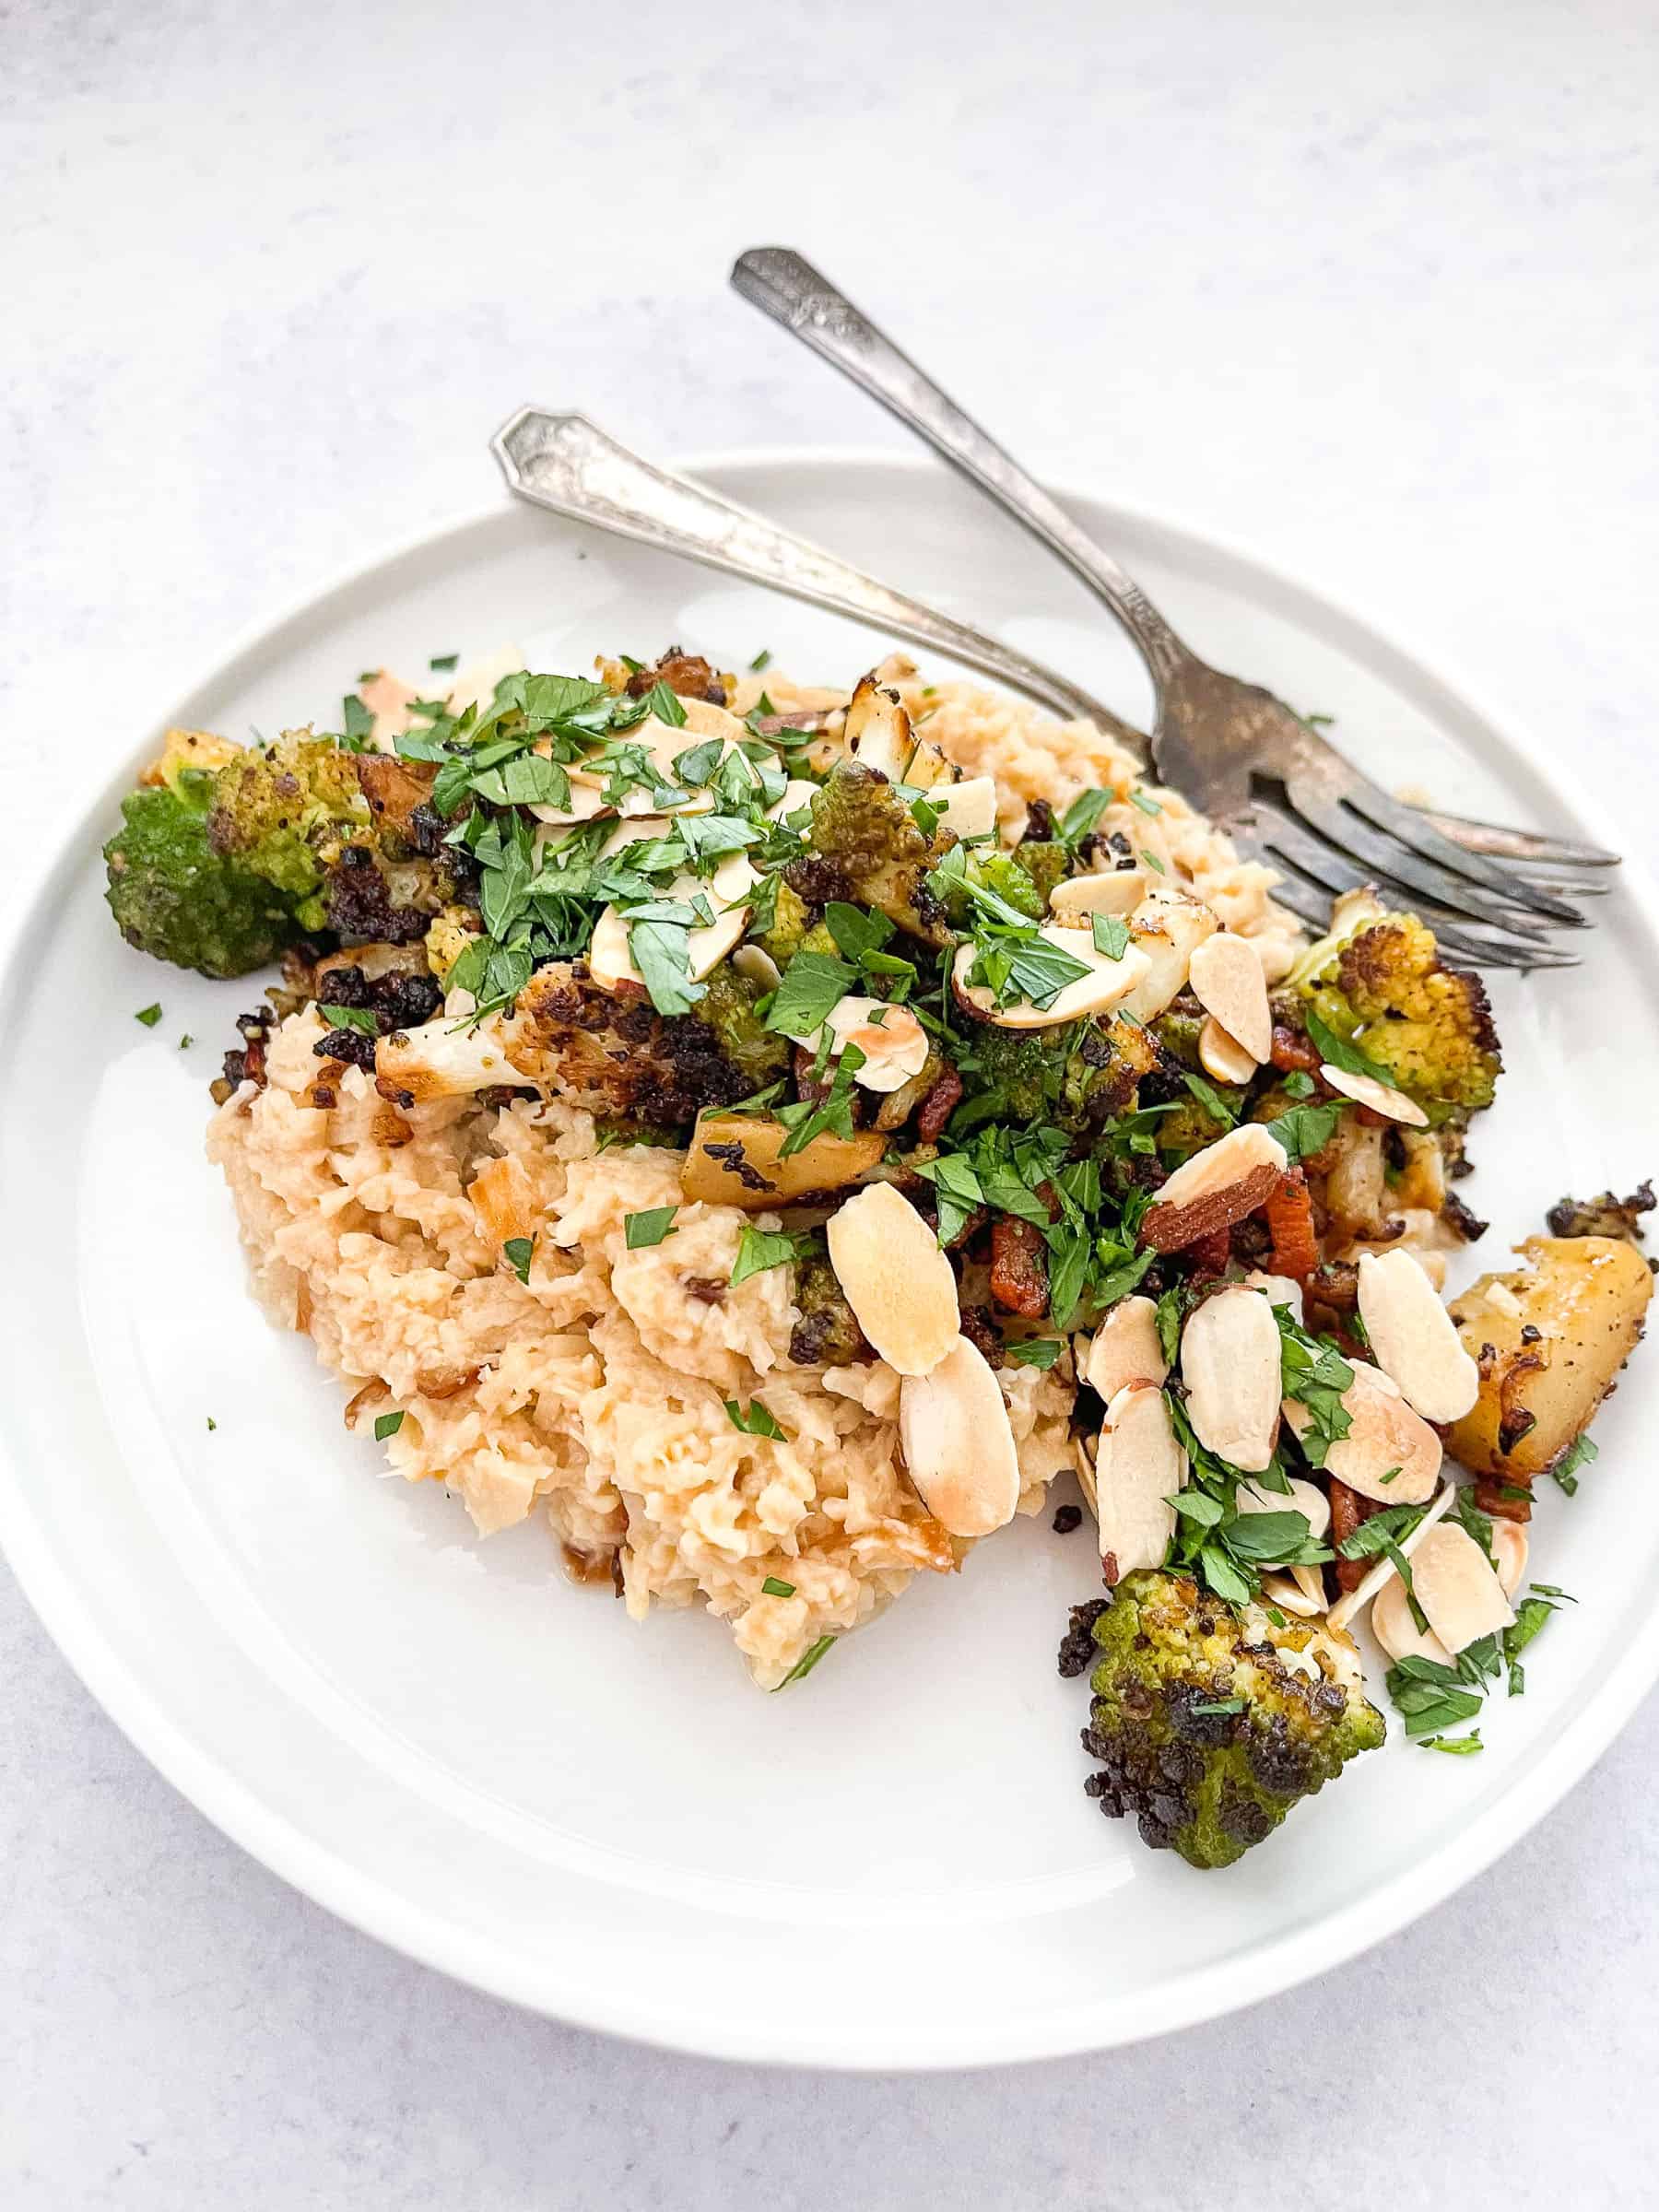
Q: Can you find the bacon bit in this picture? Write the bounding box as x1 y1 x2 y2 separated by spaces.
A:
1265 1168 1320 1283
1269 1020 1321 1074
1475 1473 1534 1524
990 1218 1050 1317
1185 1227 1232 1275
915 1061 965 1143
1329 1477 1377 1591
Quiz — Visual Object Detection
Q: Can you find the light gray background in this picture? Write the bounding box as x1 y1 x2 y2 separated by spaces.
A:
5 2 1656 2205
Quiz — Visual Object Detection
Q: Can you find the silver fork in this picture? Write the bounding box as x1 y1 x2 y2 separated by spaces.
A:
491 413 1597 971
730 247 1616 966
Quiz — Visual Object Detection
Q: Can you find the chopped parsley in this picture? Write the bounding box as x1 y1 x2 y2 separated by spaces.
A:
766 948 855 1040
135 1003 163 1027
748 648 772 673
429 651 459 672
1304 1006 1397 1088
503 1236 535 1285
644 679 688 727
320 1003 379 1036
731 1225 804 1286
1552 1431 1597 1497
772 1634 836 1689
761 1575 796 1597
624 1206 679 1249
1006 1336 1065 1370
725 1397 789 1441
1265 1099 1345 1165
374 1410 405 1441
1090 913 1133 959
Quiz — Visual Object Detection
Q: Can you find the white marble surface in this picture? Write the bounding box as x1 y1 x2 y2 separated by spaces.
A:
5 1 1658 2203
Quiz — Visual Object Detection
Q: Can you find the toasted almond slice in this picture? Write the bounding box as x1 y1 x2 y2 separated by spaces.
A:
1326 1479 1457 1634
732 944 782 991
926 776 999 841
843 673 914 780
951 925 1149 1029
1489 1517 1529 1597
1146 1120 1288 1231
826 1183 960 1376
1188 933 1272 1062
1320 1064 1430 1128
566 712 725 818
375 1012 514 1100
1117 886 1220 1022
1197 1016 1258 1085
1048 868 1146 920
1288 1562 1331 1612
1259 1570 1325 1619
1095 1381 1185 1584
823 997 930 1092
589 854 759 994
1409 1522 1516 1653
898 1335 1020 1536
1357 1248 1480 1422
1083 1294 1168 1402
1283 1358 1441 1503
1243 1268 1304 1324
1180 1286 1284 1472
1371 1574 1453 1666
1238 1474 1331 1544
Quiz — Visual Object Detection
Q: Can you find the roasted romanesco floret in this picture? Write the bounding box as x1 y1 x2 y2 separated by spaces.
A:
103 775 301 978
793 762 955 945
1066 1570 1384 1869
969 1012 1160 1133
690 962 793 1090
1289 891 1500 1122
206 730 372 927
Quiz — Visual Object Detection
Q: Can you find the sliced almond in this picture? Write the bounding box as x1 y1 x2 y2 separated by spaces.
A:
1243 1268 1304 1324
1188 933 1272 1063
588 853 759 994
1371 1574 1453 1666
1179 1287 1284 1472
1489 1517 1529 1597
1095 1381 1185 1584
823 997 930 1092
1409 1522 1515 1653
732 944 782 992
1083 1294 1168 1402
1326 1479 1456 1634
1259 1570 1325 1619
1139 1122 1288 1252
952 925 1149 1029
1117 886 1220 1023
1320 1064 1430 1128
1197 1016 1258 1085
1356 1248 1480 1422
1283 1359 1441 1503
825 1183 960 1376
1048 868 1145 920
566 708 732 818
899 1335 1020 1537
926 776 999 841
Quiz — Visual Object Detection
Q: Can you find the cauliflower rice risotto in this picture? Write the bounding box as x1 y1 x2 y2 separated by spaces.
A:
106 639 1647 1864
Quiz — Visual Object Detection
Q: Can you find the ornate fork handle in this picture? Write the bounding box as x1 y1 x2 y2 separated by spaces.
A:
491 407 1143 743
732 247 1193 686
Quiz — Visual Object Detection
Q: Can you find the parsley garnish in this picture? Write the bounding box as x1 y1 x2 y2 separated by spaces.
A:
1090 913 1133 959
731 1225 801 1285
1006 1337 1064 1370
1552 1431 1597 1497
503 1236 535 1285
135 1003 163 1027
624 1206 679 1249
429 651 459 672
374 1410 405 1441
1265 1099 1345 1165
1304 1006 1397 1088
724 1397 789 1441
1128 787 1163 818
644 679 688 728
178 1033 194 1050
320 1004 379 1036
1057 788 1112 849
772 1634 836 1689
748 648 772 673
1182 1071 1240 1129
761 1574 795 1597
1281 1069 1315 1099
766 948 855 1040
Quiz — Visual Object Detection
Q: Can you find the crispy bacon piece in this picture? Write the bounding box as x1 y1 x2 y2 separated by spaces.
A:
1475 1473 1534 1524
1265 1168 1320 1283
915 1061 965 1143
990 1218 1049 1317
1329 1477 1376 1592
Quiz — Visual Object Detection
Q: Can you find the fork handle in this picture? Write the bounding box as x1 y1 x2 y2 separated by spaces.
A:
732 247 1192 686
491 407 1144 744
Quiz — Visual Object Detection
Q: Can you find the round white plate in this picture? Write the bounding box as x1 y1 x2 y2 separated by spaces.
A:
1 453 1653 2068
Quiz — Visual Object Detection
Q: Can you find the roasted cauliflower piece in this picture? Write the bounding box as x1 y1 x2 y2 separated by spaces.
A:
1289 892 1500 1121
1064 1571 1384 1870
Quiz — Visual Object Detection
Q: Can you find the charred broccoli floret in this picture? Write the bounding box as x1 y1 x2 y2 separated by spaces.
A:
206 730 372 927
104 777 301 978
788 1253 870 1366
1009 840 1069 908
1070 1571 1384 1869
1289 892 1500 1122
755 877 814 968
968 1012 1160 1132
690 963 793 1090
790 763 954 945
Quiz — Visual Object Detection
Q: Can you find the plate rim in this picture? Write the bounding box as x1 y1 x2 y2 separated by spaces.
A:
2 445 1653 2070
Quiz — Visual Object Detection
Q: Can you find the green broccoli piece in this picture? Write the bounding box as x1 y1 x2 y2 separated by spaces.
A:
104 779 301 978
691 962 793 1090
954 851 1045 923
1069 1570 1384 1870
206 730 372 927
1010 840 1069 907
796 763 954 945
1147 997 1247 1157
1288 893 1500 1123
968 1013 1160 1133
788 1253 870 1366
755 877 814 968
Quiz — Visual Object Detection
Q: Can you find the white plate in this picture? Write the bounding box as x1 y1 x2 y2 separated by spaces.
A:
1 453 1653 2069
